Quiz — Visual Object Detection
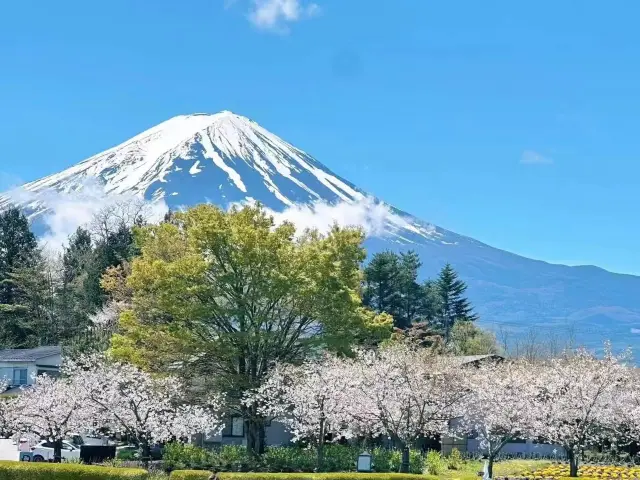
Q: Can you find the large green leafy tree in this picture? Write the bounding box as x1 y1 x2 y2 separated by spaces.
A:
110 204 392 456
435 263 478 342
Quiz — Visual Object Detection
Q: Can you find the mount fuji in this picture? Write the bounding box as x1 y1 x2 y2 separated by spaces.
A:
2 111 639 351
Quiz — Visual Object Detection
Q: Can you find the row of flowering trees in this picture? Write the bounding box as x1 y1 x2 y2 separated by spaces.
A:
3 356 223 462
248 342 637 477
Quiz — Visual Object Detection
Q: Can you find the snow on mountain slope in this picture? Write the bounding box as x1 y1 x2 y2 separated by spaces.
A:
2 111 640 351
0 111 441 245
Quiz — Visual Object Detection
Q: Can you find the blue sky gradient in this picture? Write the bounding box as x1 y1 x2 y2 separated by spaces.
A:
1 1 639 273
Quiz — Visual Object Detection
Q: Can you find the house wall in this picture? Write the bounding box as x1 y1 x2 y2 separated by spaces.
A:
200 420 292 448
0 353 62 387
0 362 38 386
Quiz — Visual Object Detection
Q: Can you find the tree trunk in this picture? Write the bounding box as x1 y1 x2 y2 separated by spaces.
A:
488 455 495 479
568 449 579 477
53 439 63 463
245 418 265 457
400 445 410 473
141 438 151 466
317 416 326 472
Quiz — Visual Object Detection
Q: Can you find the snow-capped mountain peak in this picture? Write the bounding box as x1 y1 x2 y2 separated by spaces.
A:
13 111 359 203
1 111 440 246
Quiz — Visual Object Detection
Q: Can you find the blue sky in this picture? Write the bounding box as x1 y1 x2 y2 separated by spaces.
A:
1 1 639 274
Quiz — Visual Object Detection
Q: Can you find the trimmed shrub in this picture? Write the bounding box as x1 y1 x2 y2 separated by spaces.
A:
217 473 427 480
0 461 148 479
170 471 213 479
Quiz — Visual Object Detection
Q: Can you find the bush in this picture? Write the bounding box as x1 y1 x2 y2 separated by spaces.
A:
262 447 317 472
213 445 256 472
424 450 445 475
217 474 427 480
164 443 214 471
164 444 258 472
170 471 212 480
166 444 427 474
0 461 148 479
446 448 463 470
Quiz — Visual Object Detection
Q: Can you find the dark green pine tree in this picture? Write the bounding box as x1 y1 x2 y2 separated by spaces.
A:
58 227 98 339
396 251 424 328
363 251 403 327
435 263 478 342
0 207 40 347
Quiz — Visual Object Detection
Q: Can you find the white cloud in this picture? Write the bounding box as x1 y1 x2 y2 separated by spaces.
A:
234 196 406 238
521 150 554 165
6 179 168 251
249 0 320 33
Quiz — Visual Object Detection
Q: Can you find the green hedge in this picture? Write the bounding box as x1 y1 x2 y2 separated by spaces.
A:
170 473 429 480
164 444 427 474
0 461 148 480
170 471 213 479
220 474 428 480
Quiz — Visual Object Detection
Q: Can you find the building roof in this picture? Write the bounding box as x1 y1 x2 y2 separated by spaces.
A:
0 346 61 362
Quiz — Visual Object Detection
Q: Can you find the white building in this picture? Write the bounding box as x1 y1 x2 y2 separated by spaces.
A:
0 346 61 395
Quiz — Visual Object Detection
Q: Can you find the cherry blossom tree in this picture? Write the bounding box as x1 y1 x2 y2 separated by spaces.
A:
247 353 355 470
610 367 640 451
0 379 14 437
529 344 631 477
346 343 469 472
10 374 97 462
454 359 538 478
68 356 223 459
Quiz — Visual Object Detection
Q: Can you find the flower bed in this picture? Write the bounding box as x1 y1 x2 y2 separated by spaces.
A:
517 464 640 480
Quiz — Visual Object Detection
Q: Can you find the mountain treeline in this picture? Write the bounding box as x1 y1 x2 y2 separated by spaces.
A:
0 203 497 357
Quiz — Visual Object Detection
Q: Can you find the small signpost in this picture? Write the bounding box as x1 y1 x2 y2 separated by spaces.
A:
357 452 372 472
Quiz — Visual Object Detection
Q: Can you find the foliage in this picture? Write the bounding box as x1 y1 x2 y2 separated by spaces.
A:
170 472 212 480
164 443 215 471
525 464 640 479
163 444 429 474
448 321 499 355
247 354 358 470
111 204 391 454
424 450 446 475
164 444 257 473
445 449 463 471
529 343 631 477
362 251 436 329
0 206 40 347
453 358 537 477
261 447 317 472
0 460 148 479
344 343 468 447
10 374 93 461
433 264 477 342
66 355 223 457
217 474 426 480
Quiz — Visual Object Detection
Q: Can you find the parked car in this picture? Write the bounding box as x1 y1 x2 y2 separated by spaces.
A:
31 440 81 462
115 443 163 460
